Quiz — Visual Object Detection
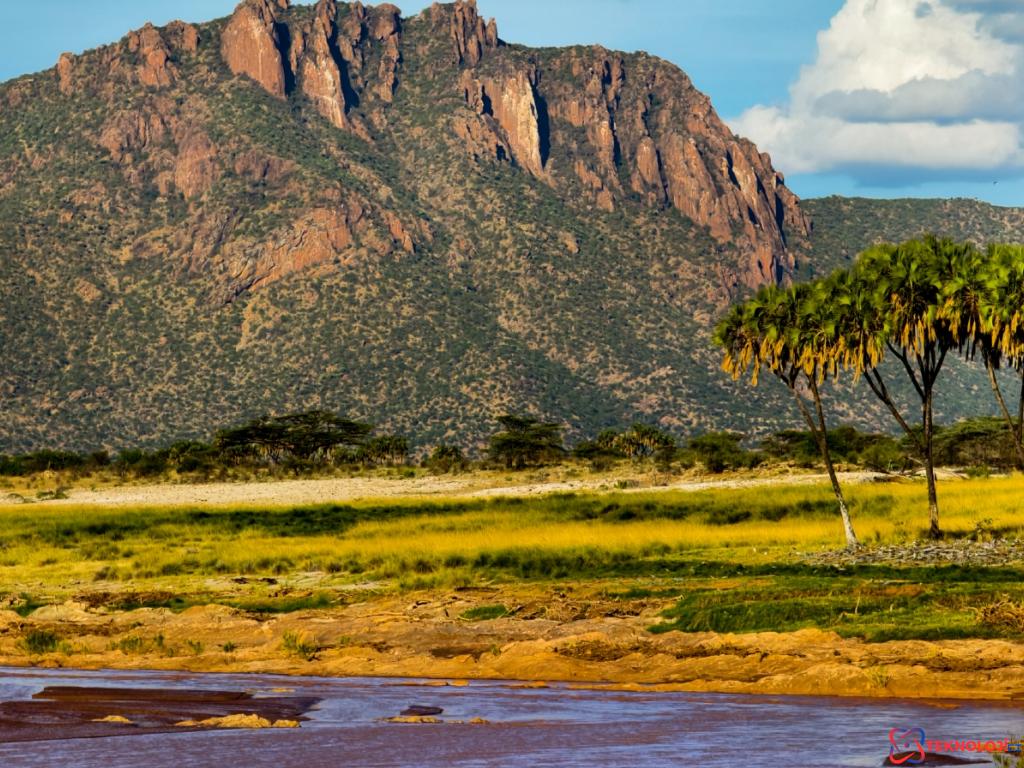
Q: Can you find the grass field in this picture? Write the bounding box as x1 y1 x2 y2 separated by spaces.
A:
1 474 1022 643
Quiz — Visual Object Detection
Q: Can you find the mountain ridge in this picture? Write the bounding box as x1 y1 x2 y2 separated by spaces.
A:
0 1 1021 453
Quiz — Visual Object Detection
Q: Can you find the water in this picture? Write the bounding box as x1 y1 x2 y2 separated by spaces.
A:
0 667 1020 767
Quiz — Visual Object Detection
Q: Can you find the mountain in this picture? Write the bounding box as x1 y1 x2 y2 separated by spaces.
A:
0 0 817 453
0 1 1022 454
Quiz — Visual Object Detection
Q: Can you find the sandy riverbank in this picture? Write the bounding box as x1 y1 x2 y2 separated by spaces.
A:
3 585 1022 702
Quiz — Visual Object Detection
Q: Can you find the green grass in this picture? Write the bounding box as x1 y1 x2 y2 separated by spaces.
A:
650 574 1024 642
11 593 48 617
459 604 509 621
226 592 337 614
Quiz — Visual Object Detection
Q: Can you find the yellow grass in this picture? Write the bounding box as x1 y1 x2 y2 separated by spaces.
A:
0 474 1021 596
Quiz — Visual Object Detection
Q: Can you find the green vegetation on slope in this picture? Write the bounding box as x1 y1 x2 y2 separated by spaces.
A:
803 196 1024 277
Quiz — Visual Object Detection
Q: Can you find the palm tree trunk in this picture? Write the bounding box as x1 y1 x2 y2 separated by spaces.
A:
923 385 941 539
1017 369 1024 453
809 376 859 550
985 358 1024 470
786 374 859 550
863 369 925 455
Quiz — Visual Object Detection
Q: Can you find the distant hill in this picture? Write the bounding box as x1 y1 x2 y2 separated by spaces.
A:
0 1 1021 454
803 196 1024 276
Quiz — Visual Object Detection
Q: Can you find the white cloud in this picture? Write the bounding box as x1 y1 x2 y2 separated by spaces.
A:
731 0 1024 180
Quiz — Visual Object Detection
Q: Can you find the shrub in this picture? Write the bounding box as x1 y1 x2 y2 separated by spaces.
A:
687 432 761 473
281 630 321 661
427 444 467 473
459 604 509 621
20 629 60 655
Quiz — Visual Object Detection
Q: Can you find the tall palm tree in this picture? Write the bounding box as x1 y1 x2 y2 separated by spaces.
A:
843 236 969 539
988 245 1024 464
716 280 859 550
941 243 1024 470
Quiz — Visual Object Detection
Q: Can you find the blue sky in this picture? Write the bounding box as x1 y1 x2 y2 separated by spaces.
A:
2 0 1022 206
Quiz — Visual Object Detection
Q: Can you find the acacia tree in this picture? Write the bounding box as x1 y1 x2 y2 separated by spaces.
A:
841 237 972 539
715 280 859 550
613 423 676 459
214 410 372 464
488 414 565 469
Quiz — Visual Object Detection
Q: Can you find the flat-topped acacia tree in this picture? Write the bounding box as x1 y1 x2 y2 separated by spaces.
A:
715 280 859 550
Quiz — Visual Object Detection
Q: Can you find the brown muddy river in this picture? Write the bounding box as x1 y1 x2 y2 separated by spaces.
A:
0 667 1020 766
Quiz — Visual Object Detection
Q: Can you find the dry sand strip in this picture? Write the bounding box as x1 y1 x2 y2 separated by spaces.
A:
18 471 892 509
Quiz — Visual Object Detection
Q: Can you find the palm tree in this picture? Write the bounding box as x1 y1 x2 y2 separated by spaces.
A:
965 244 1024 469
716 280 859 550
843 236 970 539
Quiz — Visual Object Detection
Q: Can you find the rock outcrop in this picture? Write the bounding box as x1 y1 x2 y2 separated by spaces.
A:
243 205 362 293
173 127 220 200
370 5 402 103
233 149 294 185
285 0 405 135
221 0 289 98
444 0 499 65
56 53 75 95
460 68 545 176
54 1 809 293
165 21 201 53
53 21 198 99
126 24 177 88
98 110 169 165
294 1 350 129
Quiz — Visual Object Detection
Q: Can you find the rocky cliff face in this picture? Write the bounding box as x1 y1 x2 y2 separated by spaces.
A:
221 0 289 98
0 0 816 451
213 0 808 291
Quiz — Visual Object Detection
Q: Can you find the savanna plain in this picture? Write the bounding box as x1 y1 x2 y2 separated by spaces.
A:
2 465 1023 702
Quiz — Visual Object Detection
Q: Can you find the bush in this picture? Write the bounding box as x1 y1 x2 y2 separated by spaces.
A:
166 440 217 474
281 630 321 661
0 450 88 476
427 444 466 473
761 426 906 470
19 629 60 655
687 432 761 473
572 439 621 470
931 417 1020 470
459 604 509 621
114 448 168 477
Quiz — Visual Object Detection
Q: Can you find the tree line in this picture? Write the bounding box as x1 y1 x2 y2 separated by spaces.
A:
1 406 1017 485
715 236 1024 548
